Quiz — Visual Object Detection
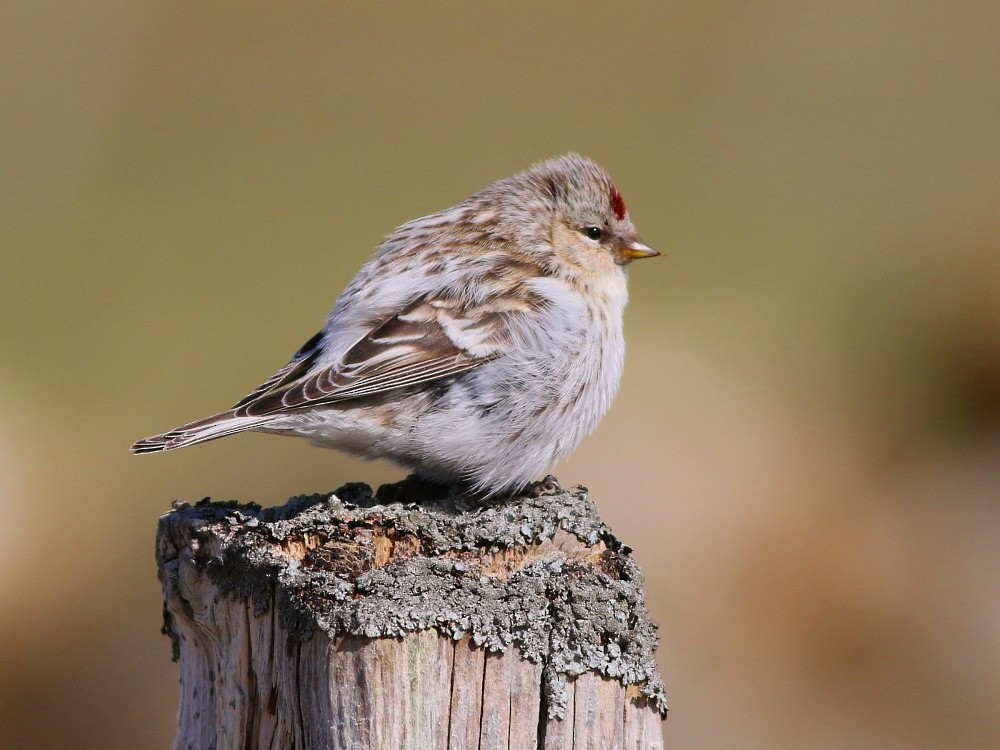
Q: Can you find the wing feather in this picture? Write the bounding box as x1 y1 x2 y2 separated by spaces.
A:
234 296 520 417
229 329 325 409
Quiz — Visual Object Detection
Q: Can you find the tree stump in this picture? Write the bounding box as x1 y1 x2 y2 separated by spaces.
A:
156 479 667 749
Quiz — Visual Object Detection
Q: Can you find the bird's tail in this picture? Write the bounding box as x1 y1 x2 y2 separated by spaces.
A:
131 411 267 454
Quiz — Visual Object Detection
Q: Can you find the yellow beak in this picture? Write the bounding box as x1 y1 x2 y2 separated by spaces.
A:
619 239 661 262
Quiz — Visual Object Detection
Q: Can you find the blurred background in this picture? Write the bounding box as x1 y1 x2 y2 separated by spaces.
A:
2 2 998 748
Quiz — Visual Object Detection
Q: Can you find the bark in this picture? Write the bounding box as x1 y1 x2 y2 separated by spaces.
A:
157 478 667 749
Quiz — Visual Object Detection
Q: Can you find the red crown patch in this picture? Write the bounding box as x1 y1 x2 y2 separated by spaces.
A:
610 186 627 220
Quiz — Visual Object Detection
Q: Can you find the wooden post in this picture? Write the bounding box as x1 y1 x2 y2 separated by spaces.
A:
156 478 667 749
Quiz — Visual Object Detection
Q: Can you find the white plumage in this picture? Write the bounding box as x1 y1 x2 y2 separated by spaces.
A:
132 154 659 496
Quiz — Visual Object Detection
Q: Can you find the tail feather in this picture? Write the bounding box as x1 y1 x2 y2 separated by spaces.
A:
131 412 266 454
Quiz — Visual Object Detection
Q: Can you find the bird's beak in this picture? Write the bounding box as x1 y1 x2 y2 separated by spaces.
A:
618 239 661 263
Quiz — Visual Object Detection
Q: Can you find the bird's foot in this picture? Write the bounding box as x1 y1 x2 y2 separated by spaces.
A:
524 475 563 498
376 474 456 507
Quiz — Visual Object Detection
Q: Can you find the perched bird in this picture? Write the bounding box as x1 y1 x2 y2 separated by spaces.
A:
132 154 659 496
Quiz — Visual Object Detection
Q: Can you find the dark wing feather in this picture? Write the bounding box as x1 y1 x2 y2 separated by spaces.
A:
234 297 513 417
230 329 325 410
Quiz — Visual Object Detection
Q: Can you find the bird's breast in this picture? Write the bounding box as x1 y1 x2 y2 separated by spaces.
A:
494 279 627 432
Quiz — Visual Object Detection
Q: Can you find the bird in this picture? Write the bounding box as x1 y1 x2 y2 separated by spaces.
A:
132 153 660 497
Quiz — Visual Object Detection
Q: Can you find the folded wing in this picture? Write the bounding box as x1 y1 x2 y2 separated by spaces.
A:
234 295 518 416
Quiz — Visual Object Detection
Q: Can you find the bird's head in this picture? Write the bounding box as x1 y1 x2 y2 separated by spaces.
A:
520 153 660 277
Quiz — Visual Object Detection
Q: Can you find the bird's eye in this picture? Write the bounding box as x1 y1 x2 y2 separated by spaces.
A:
584 226 603 241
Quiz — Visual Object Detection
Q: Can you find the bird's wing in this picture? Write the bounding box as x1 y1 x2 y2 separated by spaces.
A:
233 295 524 417
230 330 326 410
129 331 329 454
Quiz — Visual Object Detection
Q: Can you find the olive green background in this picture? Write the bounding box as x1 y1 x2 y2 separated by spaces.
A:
2 2 998 748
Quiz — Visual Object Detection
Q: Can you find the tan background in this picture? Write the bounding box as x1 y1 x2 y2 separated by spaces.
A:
2 2 998 748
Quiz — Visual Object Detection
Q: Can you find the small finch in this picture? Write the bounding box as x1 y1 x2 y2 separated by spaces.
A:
132 154 660 496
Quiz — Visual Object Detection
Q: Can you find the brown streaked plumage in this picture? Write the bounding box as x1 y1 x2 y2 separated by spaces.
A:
132 154 660 496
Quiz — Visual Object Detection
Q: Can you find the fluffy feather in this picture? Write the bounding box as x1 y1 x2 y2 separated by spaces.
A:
132 154 659 496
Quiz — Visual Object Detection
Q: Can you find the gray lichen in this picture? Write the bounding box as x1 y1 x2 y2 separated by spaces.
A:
156 477 668 718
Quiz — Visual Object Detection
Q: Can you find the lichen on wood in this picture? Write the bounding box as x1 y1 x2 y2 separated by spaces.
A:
157 477 668 726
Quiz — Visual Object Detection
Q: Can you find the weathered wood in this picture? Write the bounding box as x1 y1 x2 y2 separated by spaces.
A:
573 672 625 749
157 479 667 749
448 636 487 750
